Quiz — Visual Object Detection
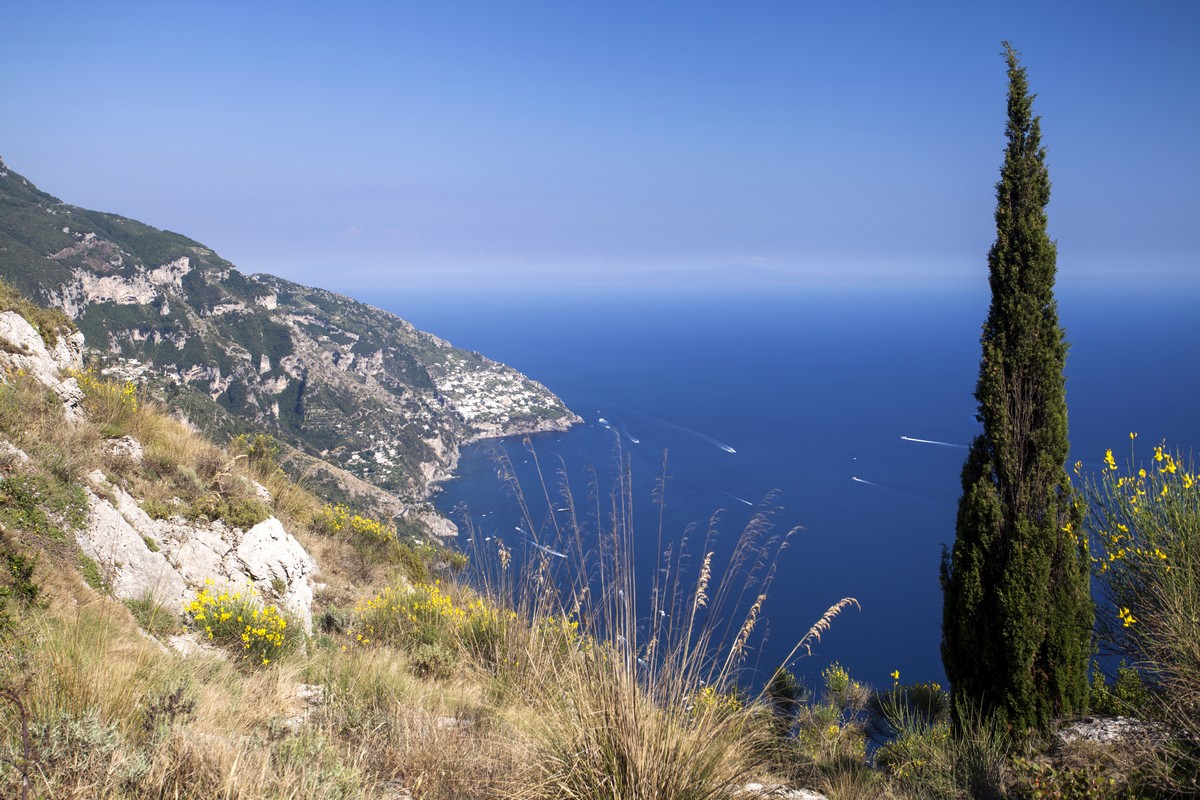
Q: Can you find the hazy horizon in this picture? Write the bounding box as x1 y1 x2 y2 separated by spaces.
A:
3 1 1197 293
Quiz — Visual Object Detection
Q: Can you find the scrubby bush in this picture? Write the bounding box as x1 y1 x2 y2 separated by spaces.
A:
349 581 508 674
184 580 298 666
318 503 391 541
74 367 140 432
782 662 874 789
1087 661 1149 717
1083 437 1200 793
1011 756 1135 800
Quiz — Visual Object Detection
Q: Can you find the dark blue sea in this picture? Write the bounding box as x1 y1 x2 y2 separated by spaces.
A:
371 286 1199 692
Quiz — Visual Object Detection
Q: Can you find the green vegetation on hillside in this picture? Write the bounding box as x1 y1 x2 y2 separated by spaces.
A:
0 159 576 509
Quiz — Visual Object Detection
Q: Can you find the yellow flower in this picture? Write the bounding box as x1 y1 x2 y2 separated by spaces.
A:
1118 607 1137 628
890 669 900 683
1104 449 1118 471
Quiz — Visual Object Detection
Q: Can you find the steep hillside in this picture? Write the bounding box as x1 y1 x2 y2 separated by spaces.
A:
0 155 579 510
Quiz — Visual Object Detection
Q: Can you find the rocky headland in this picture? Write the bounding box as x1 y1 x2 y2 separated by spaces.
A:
0 154 580 537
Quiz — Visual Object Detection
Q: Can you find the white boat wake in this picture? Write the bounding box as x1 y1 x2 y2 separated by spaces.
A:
900 435 967 448
852 475 952 505
526 539 566 559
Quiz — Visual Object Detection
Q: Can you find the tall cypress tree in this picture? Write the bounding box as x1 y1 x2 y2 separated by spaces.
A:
941 43 1092 733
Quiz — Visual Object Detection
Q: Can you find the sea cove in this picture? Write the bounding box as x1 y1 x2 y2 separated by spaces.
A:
377 285 1200 690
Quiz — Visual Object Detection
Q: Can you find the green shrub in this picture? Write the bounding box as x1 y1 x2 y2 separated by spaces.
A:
318 607 350 635
1088 661 1149 717
190 492 269 530
0 472 88 541
141 499 179 520
394 541 431 582
78 553 106 591
73 367 140 431
98 423 127 439
875 719 958 799
230 433 280 474
868 679 950 739
874 699 1008 800
3 549 39 607
764 667 805 728
1012 757 1134 800
410 641 457 679
349 582 507 663
784 662 873 787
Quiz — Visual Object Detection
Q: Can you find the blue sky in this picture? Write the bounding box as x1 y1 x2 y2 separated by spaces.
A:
3 1 1197 292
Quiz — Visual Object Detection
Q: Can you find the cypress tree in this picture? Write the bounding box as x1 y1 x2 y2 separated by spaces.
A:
940 43 1092 733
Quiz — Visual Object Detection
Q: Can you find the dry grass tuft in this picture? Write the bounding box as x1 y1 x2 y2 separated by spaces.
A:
454 438 859 800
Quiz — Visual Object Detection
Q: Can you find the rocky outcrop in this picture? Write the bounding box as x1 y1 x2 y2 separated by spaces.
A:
79 471 319 633
0 310 85 418
1056 715 1163 747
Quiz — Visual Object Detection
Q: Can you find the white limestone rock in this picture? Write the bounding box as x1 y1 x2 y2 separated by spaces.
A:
404 503 459 540
0 440 31 465
104 435 145 464
1056 716 1161 747
234 517 318 632
78 487 189 610
77 474 320 634
0 310 86 419
147 257 192 289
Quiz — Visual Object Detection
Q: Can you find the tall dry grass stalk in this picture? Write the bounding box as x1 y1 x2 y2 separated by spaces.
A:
460 436 857 800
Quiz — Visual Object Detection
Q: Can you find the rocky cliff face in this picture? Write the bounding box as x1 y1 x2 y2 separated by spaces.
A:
0 155 580 507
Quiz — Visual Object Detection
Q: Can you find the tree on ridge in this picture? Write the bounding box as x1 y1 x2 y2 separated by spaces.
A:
940 42 1093 733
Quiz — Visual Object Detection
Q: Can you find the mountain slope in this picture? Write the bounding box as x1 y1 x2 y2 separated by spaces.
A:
0 155 579 508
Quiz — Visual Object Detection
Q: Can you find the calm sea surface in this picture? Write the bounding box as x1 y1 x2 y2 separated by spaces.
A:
370 286 1199 691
